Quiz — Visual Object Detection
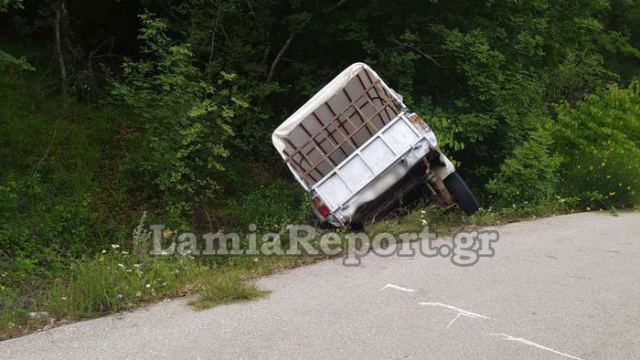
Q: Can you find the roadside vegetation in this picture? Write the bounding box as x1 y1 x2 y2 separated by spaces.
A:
1 0 639 339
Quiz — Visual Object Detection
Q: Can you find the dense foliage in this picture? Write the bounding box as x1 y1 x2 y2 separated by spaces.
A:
0 0 639 334
554 83 640 209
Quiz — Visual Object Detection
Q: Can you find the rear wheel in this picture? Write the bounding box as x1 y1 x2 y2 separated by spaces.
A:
443 172 479 215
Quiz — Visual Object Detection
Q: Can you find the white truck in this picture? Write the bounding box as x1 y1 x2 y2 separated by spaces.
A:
272 63 478 226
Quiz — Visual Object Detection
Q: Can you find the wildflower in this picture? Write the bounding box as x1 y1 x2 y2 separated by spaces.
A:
135 291 142 297
121 251 129 255
586 207 591 211
609 192 616 196
118 263 125 269
28 312 49 319
101 249 107 254
145 283 151 289
61 296 67 301
111 244 120 249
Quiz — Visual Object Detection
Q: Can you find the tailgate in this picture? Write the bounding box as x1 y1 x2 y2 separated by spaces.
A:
313 114 423 211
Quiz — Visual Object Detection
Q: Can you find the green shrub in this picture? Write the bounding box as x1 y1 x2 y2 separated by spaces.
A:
0 72 134 285
111 13 248 215
554 82 640 209
487 125 562 206
221 180 309 231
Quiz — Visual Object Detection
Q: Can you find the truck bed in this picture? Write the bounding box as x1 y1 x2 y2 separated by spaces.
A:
272 63 437 225
272 63 403 188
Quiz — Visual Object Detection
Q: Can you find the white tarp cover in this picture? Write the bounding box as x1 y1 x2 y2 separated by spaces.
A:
271 62 403 157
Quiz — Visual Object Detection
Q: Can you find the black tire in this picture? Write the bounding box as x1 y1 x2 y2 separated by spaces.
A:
443 172 479 215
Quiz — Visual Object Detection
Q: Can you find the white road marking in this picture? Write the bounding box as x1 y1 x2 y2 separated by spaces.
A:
446 312 476 328
418 302 491 320
490 333 584 360
379 283 416 293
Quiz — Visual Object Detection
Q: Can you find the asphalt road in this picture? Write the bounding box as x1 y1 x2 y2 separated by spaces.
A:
2 212 640 359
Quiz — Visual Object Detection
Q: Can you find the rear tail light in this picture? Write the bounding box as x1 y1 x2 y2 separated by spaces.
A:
408 113 429 131
312 196 330 217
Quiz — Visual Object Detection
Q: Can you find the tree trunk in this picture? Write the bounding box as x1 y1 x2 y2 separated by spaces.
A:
54 0 67 94
266 35 294 82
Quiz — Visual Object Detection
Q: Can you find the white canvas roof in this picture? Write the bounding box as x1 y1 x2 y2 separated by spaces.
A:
271 62 403 157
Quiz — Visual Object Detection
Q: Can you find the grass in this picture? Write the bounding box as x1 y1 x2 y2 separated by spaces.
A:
190 270 270 310
0 192 617 341
0 241 320 339
44 254 207 319
0 197 576 339
365 198 572 236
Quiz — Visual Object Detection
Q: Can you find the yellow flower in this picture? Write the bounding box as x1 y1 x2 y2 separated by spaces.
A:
586 207 591 211
609 192 616 196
